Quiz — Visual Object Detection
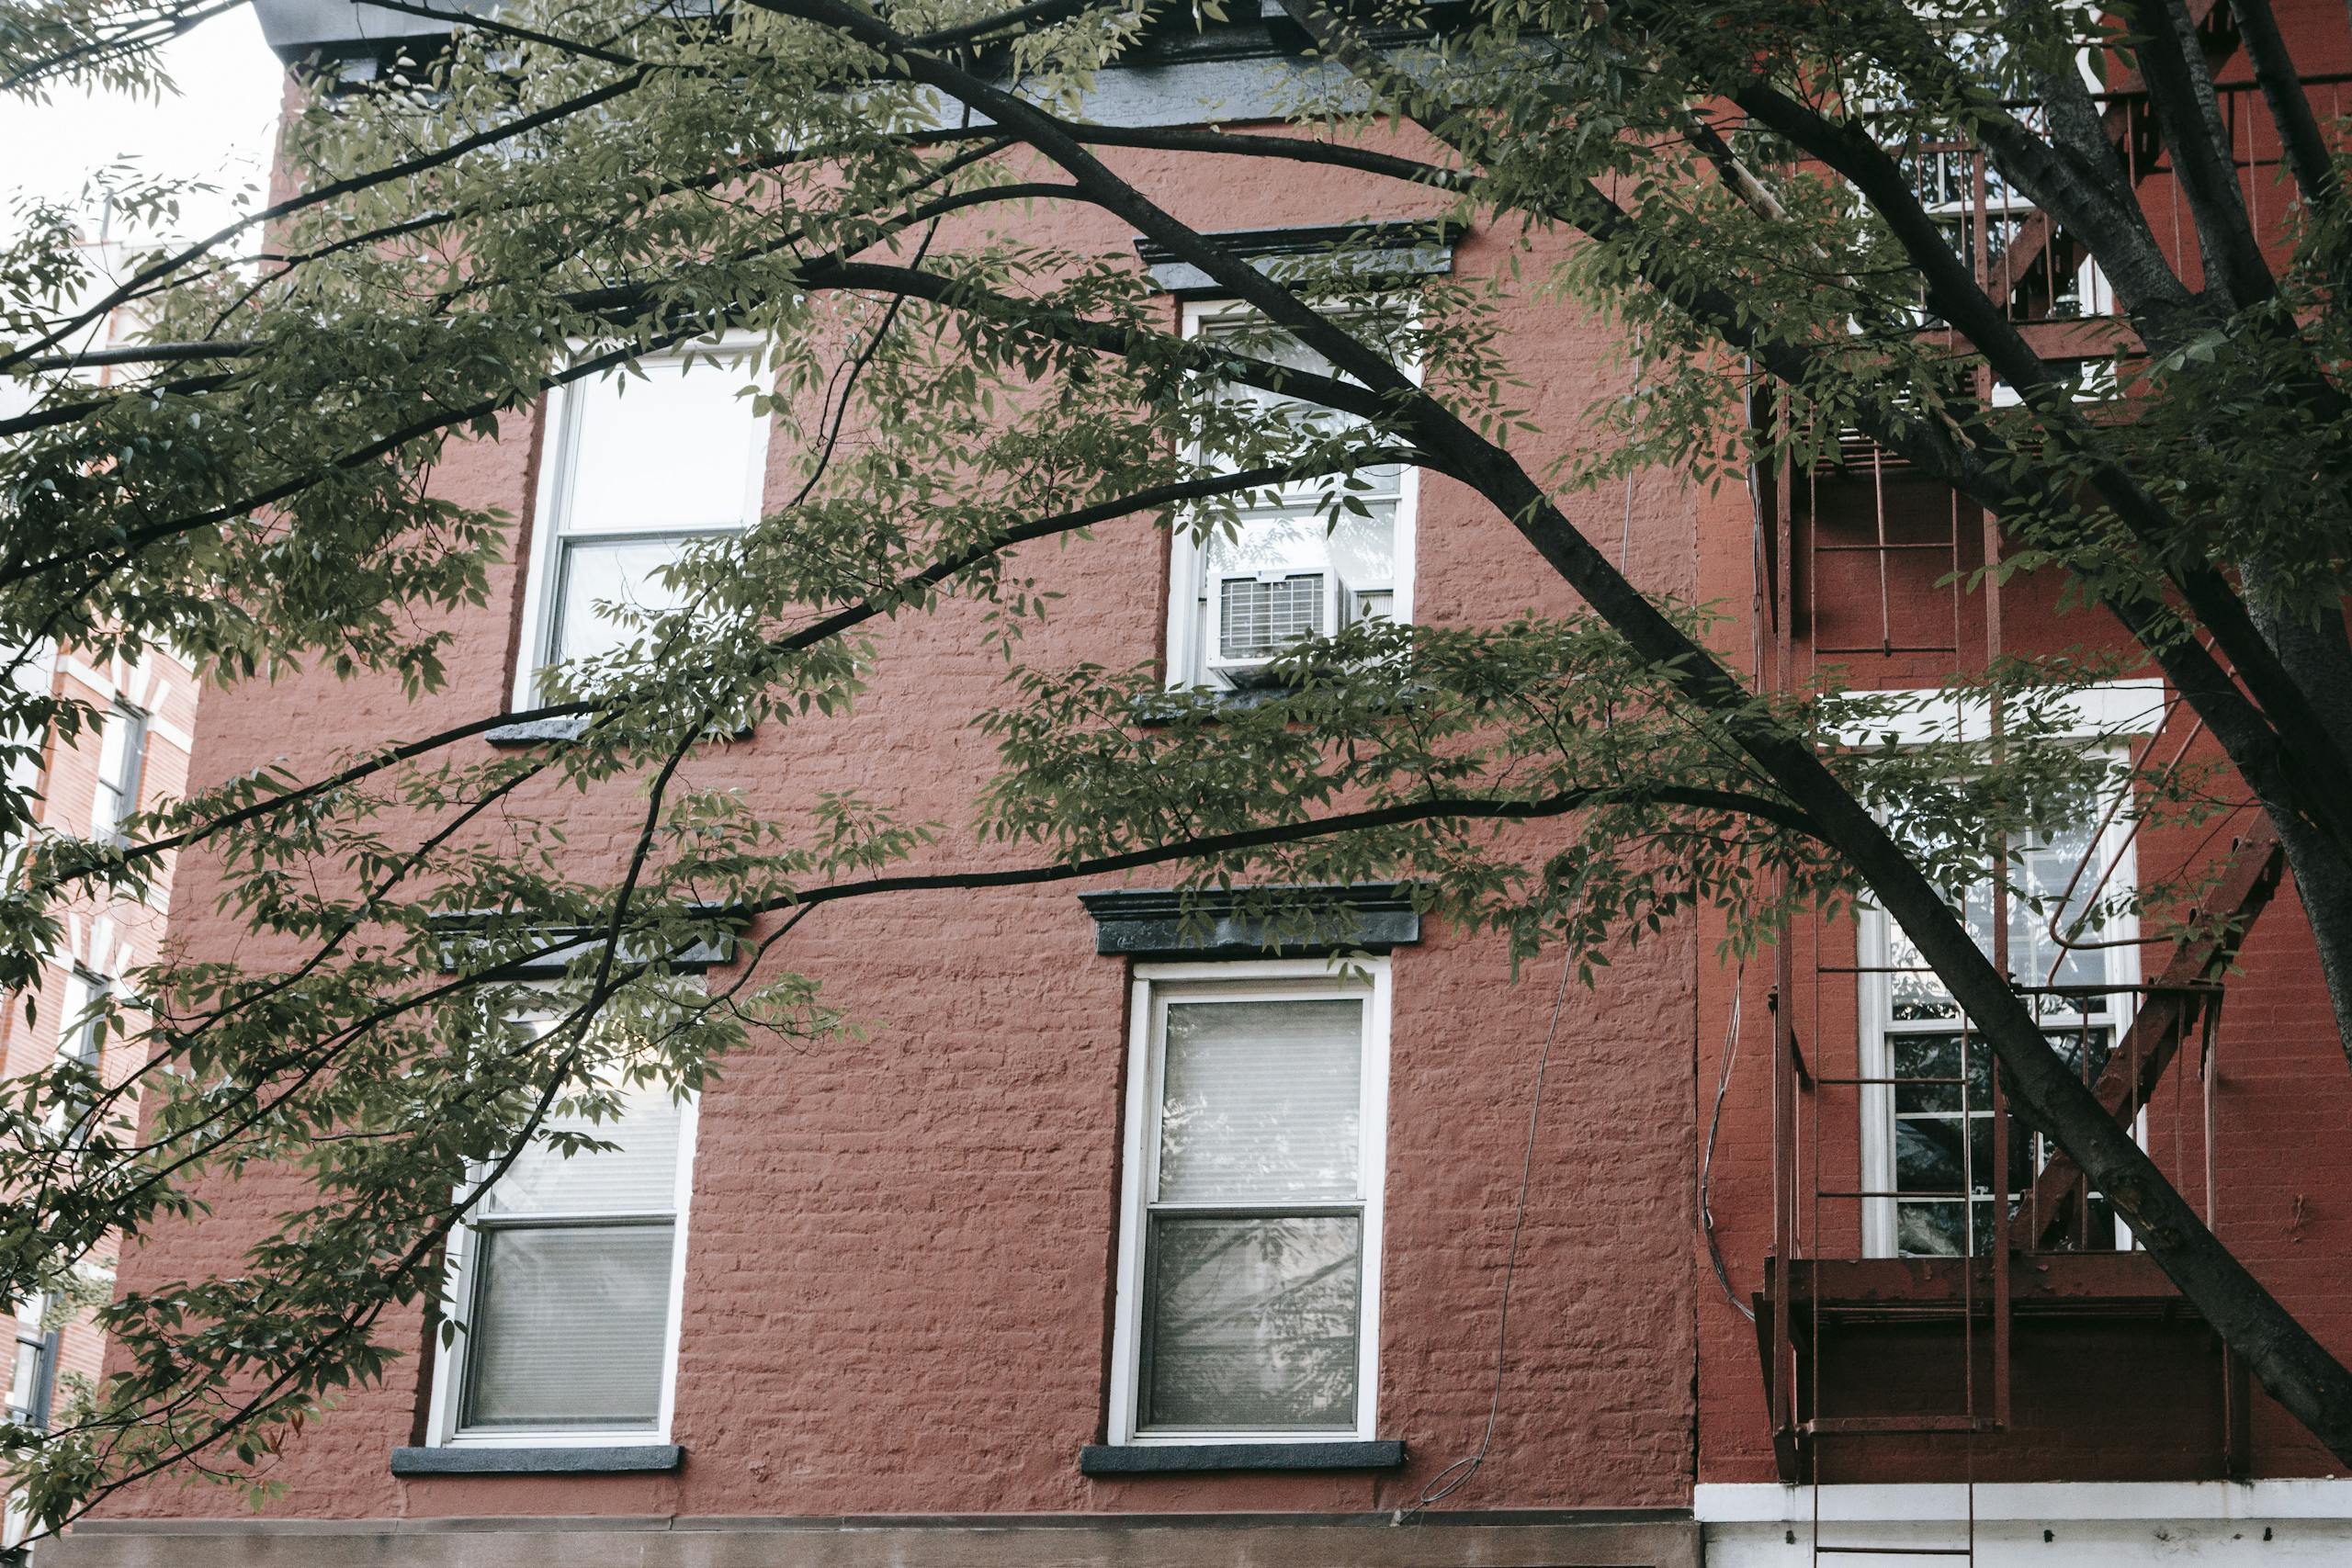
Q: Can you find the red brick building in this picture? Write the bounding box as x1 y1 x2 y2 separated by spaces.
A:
2 639 197 1552
40 2 2352 1564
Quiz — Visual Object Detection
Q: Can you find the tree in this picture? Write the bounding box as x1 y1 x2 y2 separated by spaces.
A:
3 0 2351 1539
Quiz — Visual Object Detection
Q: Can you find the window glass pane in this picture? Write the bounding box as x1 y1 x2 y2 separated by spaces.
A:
551 536 699 669
1204 510 1339 581
1141 1213 1360 1431
1896 1201 1967 1258
7 1337 40 1419
2012 801 2112 1010
458 1224 673 1430
1894 1116 1963 1196
89 708 134 837
1157 998 1363 1202
562 358 763 534
1879 777 2120 1021
483 1087 681 1216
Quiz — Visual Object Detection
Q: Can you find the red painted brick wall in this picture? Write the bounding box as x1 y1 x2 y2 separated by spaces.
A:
96 133 1724 1524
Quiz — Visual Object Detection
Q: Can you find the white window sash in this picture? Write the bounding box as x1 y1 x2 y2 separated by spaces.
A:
1164 301 1419 691
1857 751 2142 1259
512 338 773 709
1106 957 1389 1446
89 702 147 840
424 1093 698 1448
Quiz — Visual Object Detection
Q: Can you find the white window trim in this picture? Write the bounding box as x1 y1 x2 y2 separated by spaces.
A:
423 1090 698 1449
1831 677 2165 749
1163 300 1419 692
1857 748 2143 1258
512 336 773 710
1105 955 1391 1446
89 698 149 842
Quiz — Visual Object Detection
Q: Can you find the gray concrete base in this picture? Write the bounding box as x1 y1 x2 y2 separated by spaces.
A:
45 1510 1699 1568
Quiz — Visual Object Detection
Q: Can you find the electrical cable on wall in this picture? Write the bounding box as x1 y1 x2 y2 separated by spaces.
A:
1699 964 1755 1322
1396 943 1577 1522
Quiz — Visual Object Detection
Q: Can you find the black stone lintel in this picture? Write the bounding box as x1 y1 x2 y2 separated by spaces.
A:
1135 220 1463 296
1080 1439 1405 1475
429 904 741 976
390 1443 683 1476
1080 883 1419 961
483 716 592 747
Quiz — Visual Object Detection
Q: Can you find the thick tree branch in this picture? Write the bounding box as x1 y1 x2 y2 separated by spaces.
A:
2233 0 2340 213
1256 0 2352 1465
2122 0 2282 310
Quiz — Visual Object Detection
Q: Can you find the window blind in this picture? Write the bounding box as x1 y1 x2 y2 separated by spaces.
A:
1157 998 1363 1203
455 1084 684 1434
458 1225 674 1430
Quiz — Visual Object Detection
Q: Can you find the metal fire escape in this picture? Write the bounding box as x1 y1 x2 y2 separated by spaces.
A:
1740 12 2313 1553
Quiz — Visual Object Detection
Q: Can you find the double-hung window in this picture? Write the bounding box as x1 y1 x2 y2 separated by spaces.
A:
1107 960 1390 1443
1166 305 1416 691
87 700 148 843
515 343 772 705
1859 764 2140 1258
6 1292 53 1428
53 965 114 1146
428 1080 695 1443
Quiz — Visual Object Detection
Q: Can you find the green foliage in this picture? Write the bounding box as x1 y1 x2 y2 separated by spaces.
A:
0 0 2347 1532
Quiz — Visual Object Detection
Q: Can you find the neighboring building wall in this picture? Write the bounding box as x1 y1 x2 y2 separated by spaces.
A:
1688 5 2352 1558
2 644 198 1551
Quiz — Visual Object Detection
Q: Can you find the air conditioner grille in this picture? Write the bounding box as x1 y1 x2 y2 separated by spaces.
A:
1219 573 1324 660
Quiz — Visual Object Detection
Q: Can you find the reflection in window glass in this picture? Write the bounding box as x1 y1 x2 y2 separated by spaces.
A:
450 1083 687 1436
1872 773 2131 1256
1136 993 1373 1434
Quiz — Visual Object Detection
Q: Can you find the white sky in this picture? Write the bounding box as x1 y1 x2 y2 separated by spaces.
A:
0 5 283 253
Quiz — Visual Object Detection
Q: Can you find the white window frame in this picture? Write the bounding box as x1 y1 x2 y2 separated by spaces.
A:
1856 745 2143 1258
57 964 111 1070
1163 300 1419 691
1105 956 1391 1446
512 337 773 709
88 698 148 843
51 964 115 1145
423 1084 698 1449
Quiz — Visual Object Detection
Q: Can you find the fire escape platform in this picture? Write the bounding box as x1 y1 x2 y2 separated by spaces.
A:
1759 1253 2191 1330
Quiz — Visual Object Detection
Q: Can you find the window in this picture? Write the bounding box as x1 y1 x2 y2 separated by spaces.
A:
427 1080 695 1443
514 343 772 705
53 966 113 1146
1165 305 1416 691
6 1293 52 1428
1107 960 1389 1443
87 699 147 843
1859 766 2140 1258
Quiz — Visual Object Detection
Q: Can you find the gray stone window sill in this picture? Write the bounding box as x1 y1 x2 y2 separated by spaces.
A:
1079 1438 1404 1475
390 1443 683 1476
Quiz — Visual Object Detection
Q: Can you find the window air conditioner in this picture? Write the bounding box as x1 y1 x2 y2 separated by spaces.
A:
1208 570 1326 688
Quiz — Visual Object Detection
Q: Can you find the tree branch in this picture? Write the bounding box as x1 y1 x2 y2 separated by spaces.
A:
2232 0 2339 213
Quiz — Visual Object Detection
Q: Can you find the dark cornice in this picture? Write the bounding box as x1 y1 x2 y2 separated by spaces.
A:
1079 882 1421 960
